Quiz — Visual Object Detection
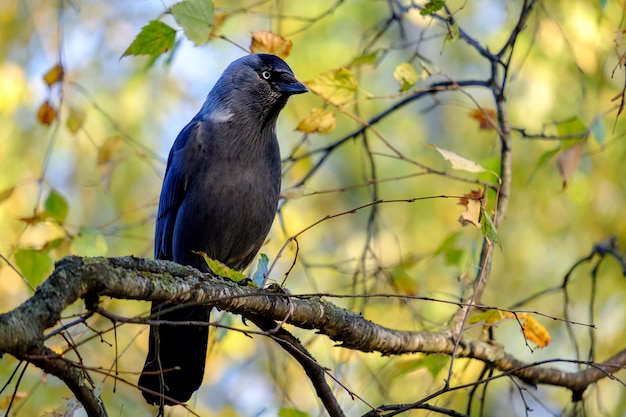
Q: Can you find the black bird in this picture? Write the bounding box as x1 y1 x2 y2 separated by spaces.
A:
139 54 307 406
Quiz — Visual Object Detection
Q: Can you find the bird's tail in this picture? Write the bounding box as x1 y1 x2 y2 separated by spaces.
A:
138 302 210 406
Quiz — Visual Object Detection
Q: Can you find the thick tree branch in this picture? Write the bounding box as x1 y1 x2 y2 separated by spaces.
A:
0 256 624 416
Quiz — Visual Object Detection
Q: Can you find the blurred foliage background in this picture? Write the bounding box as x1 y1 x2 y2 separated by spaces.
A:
1 0 626 416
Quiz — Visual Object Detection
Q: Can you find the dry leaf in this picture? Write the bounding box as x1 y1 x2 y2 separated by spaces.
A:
280 186 306 200
459 199 481 227
37 100 58 125
250 31 293 59
458 189 484 228
468 108 497 130
43 63 64 87
556 143 583 188
296 107 336 134
429 144 487 173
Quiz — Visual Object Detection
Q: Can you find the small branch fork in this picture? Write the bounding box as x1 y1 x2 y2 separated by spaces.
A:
0 256 624 416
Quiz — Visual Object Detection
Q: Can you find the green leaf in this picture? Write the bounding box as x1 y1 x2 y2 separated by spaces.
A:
71 227 108 256
434 232 465 266
122 20 176 59
442 20 459 52
14 248 54 285
393 62 418 92
420 0 445 15
194 251 247 282
390 356 448 379
480 207 501 248
305 68 358 107
251 253 269 287
278 409 310 417
171 0 214 46
556 116 587 138
349 49 384 67
44 189 69 224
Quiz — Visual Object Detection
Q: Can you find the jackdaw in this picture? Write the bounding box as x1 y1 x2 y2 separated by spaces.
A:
138 54 307 406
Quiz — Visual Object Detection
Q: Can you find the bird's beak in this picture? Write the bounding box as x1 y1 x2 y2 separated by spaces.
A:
278 74 309 95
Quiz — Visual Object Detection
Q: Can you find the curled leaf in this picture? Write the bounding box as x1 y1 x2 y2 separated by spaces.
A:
37 100 58 125
458 199 481 228
43 63 64 87
250 31 293 59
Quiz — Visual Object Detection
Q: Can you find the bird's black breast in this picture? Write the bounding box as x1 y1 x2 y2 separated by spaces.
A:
170 122 281 271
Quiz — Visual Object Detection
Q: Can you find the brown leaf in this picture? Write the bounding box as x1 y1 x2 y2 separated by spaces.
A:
468 108 497 130
43 64 64 87
556 143 583 188
458 189 484 207
458 189 484 228
37 100 58 125
458 199 481 228
250 31 293 59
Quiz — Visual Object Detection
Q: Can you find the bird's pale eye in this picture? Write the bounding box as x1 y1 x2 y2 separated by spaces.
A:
261 70 272 80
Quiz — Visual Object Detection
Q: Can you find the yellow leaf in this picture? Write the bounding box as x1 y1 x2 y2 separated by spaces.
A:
521 315 552 348
37 100 58 125
250 31 293 59
305 68 358 107
43 63 64 87
296 107 336 134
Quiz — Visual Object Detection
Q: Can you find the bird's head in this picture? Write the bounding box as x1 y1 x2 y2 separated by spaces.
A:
204 54 308 124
